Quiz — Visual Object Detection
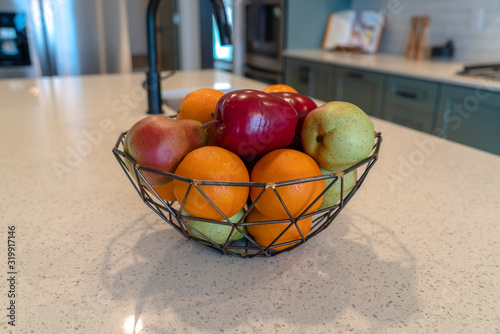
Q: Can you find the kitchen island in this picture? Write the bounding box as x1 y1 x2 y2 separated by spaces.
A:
1 70 499 333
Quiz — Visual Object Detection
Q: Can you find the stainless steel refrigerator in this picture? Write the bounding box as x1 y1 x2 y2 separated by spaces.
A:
0 0 132 79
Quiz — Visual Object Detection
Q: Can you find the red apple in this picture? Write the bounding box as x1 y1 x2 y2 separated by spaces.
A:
124 115 207 186
270 92 317 150
214 89 298 161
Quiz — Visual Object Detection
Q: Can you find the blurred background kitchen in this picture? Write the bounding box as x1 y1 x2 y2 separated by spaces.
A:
0 0 346 78
1 0 499 154
2 0 499 78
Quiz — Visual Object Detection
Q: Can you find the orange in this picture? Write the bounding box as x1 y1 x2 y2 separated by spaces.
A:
173 146 250 220
141 181 176 202
177 88 225 146
246 208 312 251
262 84 298 94
250 149 324 219
151 182 176 202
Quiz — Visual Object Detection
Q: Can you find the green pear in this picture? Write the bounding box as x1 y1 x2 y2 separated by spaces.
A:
183 209 247 245
301 101 374 172
319 169 358 210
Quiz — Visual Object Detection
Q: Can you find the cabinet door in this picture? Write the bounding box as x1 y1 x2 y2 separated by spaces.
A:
384 105 436 132
436 85 500 155
384 76 439 133
336 68 385 118
284 58 335 101
284 58 310 94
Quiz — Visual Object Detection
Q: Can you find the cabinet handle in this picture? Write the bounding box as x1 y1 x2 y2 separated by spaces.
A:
394 90 418 99
347 71 364 79
299 66 309 83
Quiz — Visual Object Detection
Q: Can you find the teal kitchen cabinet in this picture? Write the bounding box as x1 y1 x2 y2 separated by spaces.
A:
383 76 440 133
284 58 336 102
282 54 500 155
284 58 386 118
335 68 385 118
435 84 500 155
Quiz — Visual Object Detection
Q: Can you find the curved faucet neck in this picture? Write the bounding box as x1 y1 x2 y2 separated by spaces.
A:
145 0 232 114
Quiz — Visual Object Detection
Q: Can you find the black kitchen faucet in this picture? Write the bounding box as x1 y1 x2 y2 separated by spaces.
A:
145 0 232 115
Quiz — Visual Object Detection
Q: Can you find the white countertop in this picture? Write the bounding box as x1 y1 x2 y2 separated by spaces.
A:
1 70 499 333
283 49 500 92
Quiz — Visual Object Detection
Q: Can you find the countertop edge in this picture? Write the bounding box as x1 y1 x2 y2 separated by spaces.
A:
283 49 500 92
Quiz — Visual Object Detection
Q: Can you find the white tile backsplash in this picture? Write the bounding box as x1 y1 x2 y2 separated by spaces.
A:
351 0 500 63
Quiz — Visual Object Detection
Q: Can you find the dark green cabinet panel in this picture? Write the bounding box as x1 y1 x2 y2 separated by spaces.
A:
383 76 439 133
284 58 335 101
283 57 499 155
436 85 500 155
335 68 385 118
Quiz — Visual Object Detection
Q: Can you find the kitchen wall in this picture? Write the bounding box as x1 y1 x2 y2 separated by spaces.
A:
351 0 500 62
286 0 352 49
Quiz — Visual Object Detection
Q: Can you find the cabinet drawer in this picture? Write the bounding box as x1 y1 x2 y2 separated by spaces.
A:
436 85 500 155
284 58 311 95
284 58 335 101
385 76 439 115
384 105 435 133
336 68 385 118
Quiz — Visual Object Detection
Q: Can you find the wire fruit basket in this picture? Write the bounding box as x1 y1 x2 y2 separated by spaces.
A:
112 132 382 258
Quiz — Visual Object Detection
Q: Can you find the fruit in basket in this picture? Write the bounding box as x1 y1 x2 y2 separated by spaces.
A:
149 181 176 202
250 149 324 219
214 89 298 161
173 146 250 220
319 169 358 210
125 116 208 185
177 88 225 146
301 101 374 173
183 209 247 245
124 115 208 186
262 84 298 94
246 208 312 251
270 92 317 150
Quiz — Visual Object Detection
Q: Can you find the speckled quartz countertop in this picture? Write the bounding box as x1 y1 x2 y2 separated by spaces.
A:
283 49 500 92
1 70 499 333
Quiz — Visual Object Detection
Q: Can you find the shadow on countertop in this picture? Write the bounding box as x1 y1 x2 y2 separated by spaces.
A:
99 211 419 333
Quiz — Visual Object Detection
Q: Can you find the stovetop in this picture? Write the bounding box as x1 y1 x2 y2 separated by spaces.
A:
457 63 500 81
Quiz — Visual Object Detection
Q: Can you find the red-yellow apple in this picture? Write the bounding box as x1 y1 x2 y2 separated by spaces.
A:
124 115 207 186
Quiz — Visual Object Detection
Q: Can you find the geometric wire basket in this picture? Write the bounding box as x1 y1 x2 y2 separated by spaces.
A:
112 132 382 258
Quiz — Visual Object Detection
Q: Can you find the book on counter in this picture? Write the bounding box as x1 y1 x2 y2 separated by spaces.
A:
322 10 387 54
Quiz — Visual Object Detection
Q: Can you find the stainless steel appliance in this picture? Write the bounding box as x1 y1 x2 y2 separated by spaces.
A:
458 63 500 81
0 12 30 67
1 0 133 79
244 0 284 84
0 8 34 79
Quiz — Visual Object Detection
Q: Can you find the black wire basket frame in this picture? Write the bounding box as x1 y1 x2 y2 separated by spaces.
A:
112 132 382 258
